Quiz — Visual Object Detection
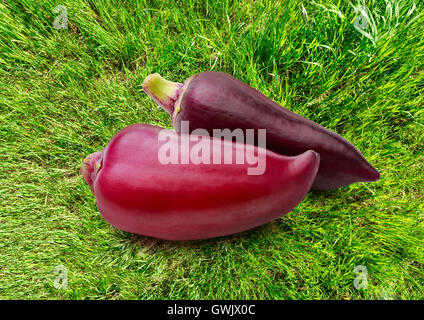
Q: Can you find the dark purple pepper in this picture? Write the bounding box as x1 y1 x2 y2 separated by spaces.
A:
143 71 380 190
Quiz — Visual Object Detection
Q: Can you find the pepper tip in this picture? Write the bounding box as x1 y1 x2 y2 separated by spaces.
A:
81 152 103 187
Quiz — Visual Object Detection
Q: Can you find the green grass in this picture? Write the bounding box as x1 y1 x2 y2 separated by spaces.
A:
1 0 423 300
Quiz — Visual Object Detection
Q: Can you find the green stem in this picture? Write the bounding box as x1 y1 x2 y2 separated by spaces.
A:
142 73 182 114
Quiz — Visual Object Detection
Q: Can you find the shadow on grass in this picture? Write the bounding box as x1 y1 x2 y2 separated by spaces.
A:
308 186 377 203
116 222 277 253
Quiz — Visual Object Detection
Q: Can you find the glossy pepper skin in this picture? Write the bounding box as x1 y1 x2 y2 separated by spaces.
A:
81 124 320 241
143 71 380 190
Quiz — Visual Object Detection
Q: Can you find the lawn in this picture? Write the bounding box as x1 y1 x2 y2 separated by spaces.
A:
1 0 423 299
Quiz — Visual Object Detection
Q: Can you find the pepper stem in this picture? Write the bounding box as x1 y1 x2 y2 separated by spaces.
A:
142 73 182 114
